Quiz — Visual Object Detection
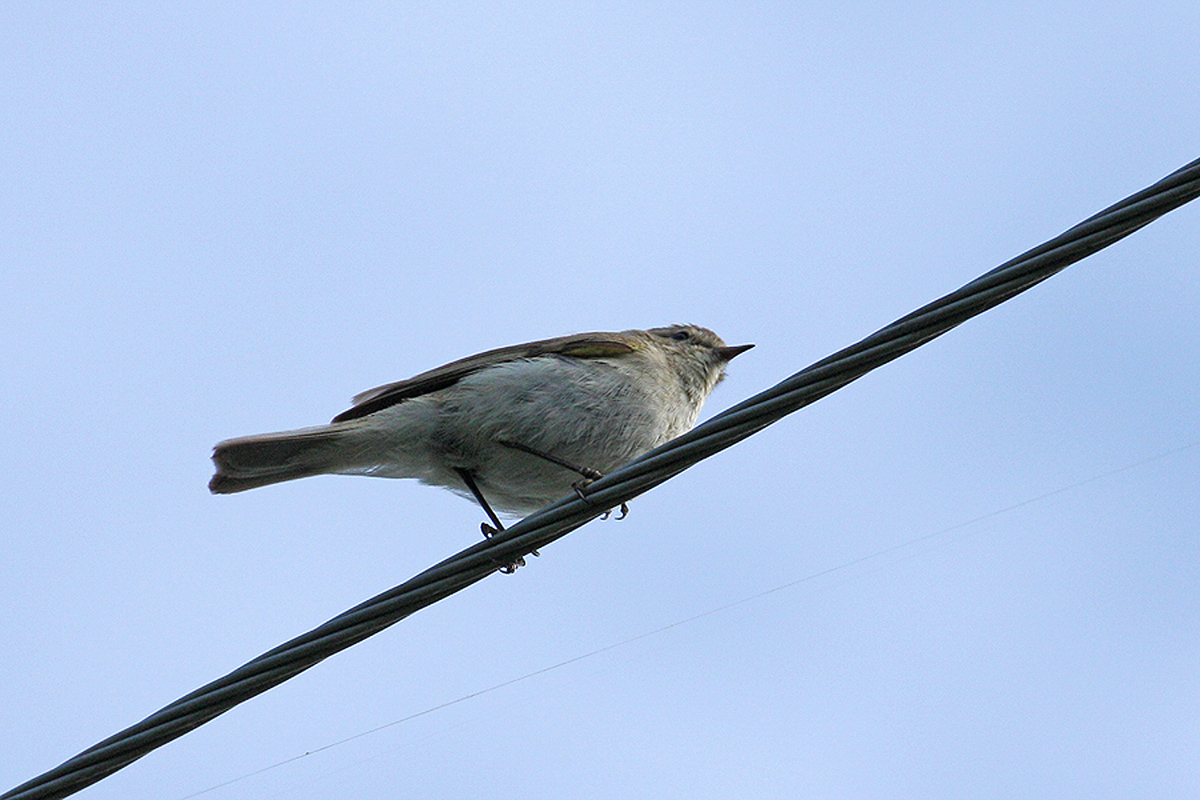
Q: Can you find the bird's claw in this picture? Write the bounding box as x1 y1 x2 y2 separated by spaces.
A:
481 522 536 573
600 502 630 521
615 502 630 520
572 479 594 503
573 483 629 522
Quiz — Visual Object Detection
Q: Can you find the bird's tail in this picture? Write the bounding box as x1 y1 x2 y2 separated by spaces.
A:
209 424 357 494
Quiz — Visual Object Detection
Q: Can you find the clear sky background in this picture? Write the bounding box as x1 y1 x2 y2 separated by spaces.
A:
3 4 1198 799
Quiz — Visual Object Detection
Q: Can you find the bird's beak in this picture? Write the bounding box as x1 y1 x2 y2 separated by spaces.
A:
717 343 754 361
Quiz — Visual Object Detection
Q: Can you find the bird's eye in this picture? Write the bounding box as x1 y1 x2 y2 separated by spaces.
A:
671 330 691 341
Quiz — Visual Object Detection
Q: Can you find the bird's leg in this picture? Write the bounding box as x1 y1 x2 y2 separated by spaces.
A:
455 467 505 532
497 439 603 481
498 440 629 521
454 467 530 573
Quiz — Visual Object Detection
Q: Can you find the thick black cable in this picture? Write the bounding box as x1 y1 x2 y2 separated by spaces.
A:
6 157 1199 800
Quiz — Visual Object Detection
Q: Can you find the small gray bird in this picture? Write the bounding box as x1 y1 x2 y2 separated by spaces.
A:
210 325 752 533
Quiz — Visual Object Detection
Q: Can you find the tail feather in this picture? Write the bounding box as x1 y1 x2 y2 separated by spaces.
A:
209 425 352 494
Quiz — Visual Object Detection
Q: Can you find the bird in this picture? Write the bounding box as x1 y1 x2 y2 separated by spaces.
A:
209 325 752 541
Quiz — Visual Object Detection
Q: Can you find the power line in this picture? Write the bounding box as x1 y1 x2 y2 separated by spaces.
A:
6 157 1199 800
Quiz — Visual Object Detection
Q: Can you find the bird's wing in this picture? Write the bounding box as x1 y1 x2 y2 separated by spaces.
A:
331 331 640 422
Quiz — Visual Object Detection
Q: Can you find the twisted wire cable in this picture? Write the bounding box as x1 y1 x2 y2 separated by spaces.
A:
6 156 1199 800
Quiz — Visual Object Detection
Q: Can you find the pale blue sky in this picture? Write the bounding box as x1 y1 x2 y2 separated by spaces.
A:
3 4 1198 798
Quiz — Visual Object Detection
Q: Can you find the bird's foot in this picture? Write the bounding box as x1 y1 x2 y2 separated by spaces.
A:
572 482 629 521
481 522 537 573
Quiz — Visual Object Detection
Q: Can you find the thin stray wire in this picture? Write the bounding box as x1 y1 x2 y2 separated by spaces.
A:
179 438 1200 800
6 156 1200 800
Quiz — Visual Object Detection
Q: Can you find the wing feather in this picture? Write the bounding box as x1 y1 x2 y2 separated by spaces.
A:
331 332 639 422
